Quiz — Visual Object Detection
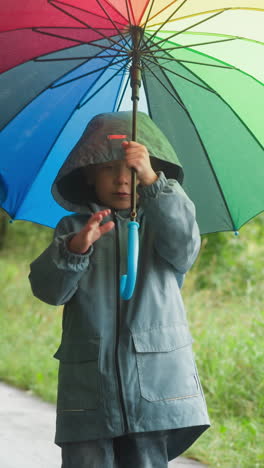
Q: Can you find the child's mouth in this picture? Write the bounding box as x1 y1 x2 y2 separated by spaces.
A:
113 192 130 198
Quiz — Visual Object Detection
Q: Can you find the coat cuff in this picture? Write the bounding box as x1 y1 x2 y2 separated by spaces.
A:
52 234 94 272
137 171 167 199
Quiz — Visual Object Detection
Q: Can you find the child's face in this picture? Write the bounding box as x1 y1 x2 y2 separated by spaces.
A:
93 160 139 210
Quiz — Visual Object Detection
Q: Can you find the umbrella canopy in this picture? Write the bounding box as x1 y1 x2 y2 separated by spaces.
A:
0 0 264 233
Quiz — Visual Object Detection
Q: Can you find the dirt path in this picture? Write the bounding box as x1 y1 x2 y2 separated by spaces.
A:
0 381 208 468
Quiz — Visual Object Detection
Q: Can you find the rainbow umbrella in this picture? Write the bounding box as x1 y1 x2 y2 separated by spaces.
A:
0 1 264 296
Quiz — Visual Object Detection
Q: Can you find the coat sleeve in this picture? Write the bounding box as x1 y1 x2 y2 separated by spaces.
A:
29 216 94 306
137 172 201 274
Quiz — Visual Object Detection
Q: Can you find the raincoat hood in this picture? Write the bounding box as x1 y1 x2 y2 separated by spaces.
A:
52 111 183 213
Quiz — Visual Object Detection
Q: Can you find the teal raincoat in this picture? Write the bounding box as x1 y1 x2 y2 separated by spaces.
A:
29 112 210 460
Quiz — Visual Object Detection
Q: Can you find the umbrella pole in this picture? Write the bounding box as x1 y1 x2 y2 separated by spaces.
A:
120 33 142 300
119 27 143 300
130 99 138 221
130 26 142 222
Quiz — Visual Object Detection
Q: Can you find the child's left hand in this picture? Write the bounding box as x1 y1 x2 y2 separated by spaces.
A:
122 141 158 186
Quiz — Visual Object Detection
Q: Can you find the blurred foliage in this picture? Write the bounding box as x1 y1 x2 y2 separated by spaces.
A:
0 209 53 259
191 213 264 299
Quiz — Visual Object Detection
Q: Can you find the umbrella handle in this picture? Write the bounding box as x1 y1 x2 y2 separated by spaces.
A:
120 221 139 300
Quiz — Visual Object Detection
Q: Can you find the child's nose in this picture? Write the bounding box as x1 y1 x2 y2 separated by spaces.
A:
115 166 130 183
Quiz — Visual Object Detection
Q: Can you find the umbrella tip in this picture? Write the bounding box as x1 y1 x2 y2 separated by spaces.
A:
234 230 239 236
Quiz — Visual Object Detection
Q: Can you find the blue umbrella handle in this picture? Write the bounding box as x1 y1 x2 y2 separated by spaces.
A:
120 221 140 300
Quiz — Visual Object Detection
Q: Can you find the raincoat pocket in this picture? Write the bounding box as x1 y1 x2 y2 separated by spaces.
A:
132 325 199 402
54 338 100 411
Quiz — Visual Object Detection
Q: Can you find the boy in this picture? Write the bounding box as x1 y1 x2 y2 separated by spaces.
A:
29 111 209 467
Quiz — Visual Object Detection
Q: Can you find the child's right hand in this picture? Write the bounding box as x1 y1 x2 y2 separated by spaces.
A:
67 209 115 254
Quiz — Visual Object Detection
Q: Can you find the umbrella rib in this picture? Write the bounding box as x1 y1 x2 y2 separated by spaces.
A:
1 53 127 132
113 67 128 111
115 75 130 111
128 0 137 25
138 0 156 28
68 54 119 103
95 0 131 48
143 0 189 48
51 0 127 26
141 58 186 110
34 41 124 68
188 130 237 234
126 0 137 26
14 66 128 225
55 54 126 112
101 0 130 23
35 54 128 62
176 60 264 152
152 35 263 120
101 47 125 62
143 9 228 52
0 52 95 131
124 0 133 25
50 56 130 88
142 61 238 233
78 60 129 108
141 42 188 111
49 0 130 51
33 27 125 53
138 0 156 48
143 55 187 111
143 37 231 90
146 37 237 54
173 59 234 69
141 69 153 119
145 55 234 69
142 0 185 26
12 83 113 221
144 56 217 95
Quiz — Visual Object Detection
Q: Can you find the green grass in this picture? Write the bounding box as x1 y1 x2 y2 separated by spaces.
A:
182 216 264 467
0 213 263 467
0 257 61 403
183 290 264 467
0 219 60 402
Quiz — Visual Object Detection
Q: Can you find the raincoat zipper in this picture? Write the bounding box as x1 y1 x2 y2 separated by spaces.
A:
113 211 129 433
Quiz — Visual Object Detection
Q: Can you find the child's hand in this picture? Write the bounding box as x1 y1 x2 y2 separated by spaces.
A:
67 209 114 254
122 141 158 186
